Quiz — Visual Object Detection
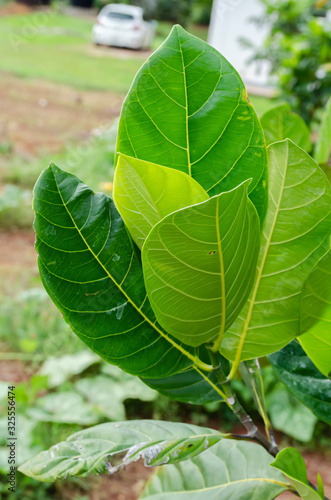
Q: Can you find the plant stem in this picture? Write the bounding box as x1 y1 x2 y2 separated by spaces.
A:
241 359 276 445
206 351 329 498
207 348 279 456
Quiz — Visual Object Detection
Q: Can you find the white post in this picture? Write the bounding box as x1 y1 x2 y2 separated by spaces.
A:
208 0 273 91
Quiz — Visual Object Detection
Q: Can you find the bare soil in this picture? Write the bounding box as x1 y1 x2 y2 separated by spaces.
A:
0 72 123 157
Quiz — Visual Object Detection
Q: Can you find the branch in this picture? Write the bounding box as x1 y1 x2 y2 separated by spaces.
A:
206 348 279 456
206 350 329 498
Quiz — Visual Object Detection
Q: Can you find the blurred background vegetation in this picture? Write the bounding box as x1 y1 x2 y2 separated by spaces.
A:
0 0 330 498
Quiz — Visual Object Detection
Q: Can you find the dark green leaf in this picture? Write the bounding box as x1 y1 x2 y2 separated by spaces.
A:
116 25 268 221
33 164 211 378
141 349 229 404
269 341 331 426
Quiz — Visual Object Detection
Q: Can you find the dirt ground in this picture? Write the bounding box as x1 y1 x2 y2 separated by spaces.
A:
0 72 124 157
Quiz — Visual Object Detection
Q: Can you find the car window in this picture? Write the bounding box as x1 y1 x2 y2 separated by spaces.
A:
107 12 135 20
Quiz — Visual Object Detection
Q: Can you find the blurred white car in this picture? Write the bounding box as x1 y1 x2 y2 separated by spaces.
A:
92 4 156 50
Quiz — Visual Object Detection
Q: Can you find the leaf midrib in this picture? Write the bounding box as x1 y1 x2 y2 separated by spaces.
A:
51 168 210 372
177 28 191 177
228 142 289 377
212 197 226 352
144 477 289 496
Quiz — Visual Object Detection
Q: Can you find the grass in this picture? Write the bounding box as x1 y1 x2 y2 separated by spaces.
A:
0 10 275 230
0 124 117 229
0 11 208 93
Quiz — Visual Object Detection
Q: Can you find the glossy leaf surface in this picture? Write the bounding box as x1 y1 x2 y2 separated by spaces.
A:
33 164 208 379
18 420 222 482
142 369 224 404
116 25 268 220
113 154 208 249
315 97 331 165
261 104 312 151
269 341 331 426
140 440 289 500
222 140 331 369
141 349 229 404
271 448 324 500
142 181 260 347
299 250 331 378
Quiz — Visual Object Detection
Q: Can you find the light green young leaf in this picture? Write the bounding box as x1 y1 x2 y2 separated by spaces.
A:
116 25 268 221
222 140 331 374
140 440 289 500
33 163 211 379
271 448 324 500
314 97 331 165
18 420 223 482
318 474 325 500
299 250 331 378
142 180 260 347
113 154 208 249
261 103 312 151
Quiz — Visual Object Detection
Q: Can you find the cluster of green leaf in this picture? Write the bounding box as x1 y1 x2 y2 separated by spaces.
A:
19 26 331 499
248 0 331 124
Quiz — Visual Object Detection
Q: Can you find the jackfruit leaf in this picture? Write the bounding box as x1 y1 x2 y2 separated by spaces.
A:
141 348 229 404
271 448 324 500
33 164 210 379
140 440 289 500
113 155 208 249
269 341 331 426
299 250 331 378
116 25 268 221
18 420 224 482
261 104 312 151
142 180 260 347
222 140 331 372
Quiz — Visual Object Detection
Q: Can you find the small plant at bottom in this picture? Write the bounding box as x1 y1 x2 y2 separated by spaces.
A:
19 26 331 499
